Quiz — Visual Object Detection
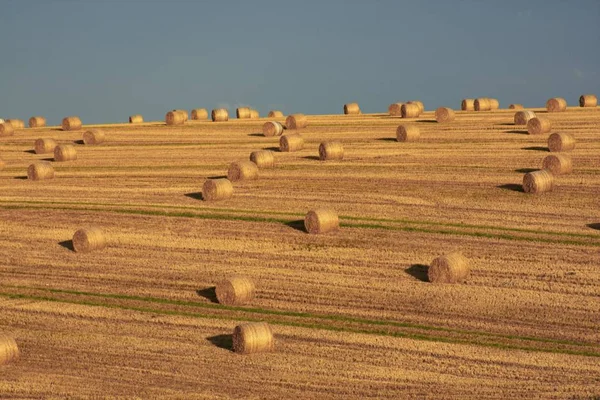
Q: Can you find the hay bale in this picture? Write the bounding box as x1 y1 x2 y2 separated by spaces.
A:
0 158 5 170
514 110 536 125
396 124 420 142
435 107 455 123
343 103 361 115
279 134 304 152
262 121 284 137
61 116 82 131
227 161 259 182
474 98 491 111
83 129 105 145
388 103 403 116
28 116 46 128
212 108 229 122
215 276 255 306
268 110 284 118
319 141 344 161
249 150 275 168
34 138 57 154
27 162 54 181
232 322 274 355
236 107 251 119
527 117 552 135
202 178 233 201
0 122 15 137
509 104 524 109
401 103 421 118
428 252 470 284
0 118 3 124
191 108 209 120
461 99 475 111
489 98 500 110
579 94 597 107
54 144 77 162
548 132 575 152
542 154 573 175
249 109 260 119
285 114 308 129
6 119 25 129
173 109 189 121
129 114 144 123
72 227 106 253
523 169 554 193
165 111 185 125
546 97 567 112
0 334 19 365
304 208 339 234
407 101 424 114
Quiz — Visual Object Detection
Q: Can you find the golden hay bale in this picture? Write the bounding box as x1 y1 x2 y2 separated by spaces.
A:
54 144 77 162
72 227 107 253
249 150 275 168
27 162 54 181
0 334 20 365
262 121 284 137
527 117 552 135
579 94 597 107
388 103 403 116
474 98 491 111
61 116 82 131
227 161 259 182
249 109 260 119
542 154 573 175
232 322 274 355
166 111 185 126
546 97 567 112
401 103 421 118
83 129 105 145
28 116 46 128
279 134 304 152
236 107 251 119
203 178 233 201
548 132 575 152
396 124 420 142
268 110 284 118
212 108 229 122
34 138 57 154
285 114 308 129
435 107 455 123
408 100 424 114
514 110 536 125
428 252 470 284
0 122 15 137
319 141 344 161
461 99 475 111
129 114 144 123
343 103 361 115
173 109 189 121
523 169 554 194
489 98 500 110
509 104 524 109
6 119 25 129
304 208 339 234
215 276 255 306
191 108 209 120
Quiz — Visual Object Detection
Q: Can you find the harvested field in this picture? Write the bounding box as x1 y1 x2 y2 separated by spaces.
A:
1 107 600 398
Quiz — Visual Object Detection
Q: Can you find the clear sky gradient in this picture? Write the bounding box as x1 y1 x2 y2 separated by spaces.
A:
1 0 599 124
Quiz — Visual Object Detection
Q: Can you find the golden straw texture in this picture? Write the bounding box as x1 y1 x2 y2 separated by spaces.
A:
232 322 274 355
268 110 284 118
83 129 105 145
304 208 339 234
27 162 54 181
388 103 403 116
54 144 77 162
249 150 275 168
202 178 233 201
215 276 255 306
262 121 284 137
461 99 475 111
236 107 251 119
0 123 15 137
428 252 470 284
6 119 25 129
61 116 82 131
28 116 46 128
523 170 554 194
579 94 597 107
508 104 524 109
401 103 421 118
129 114 144 123
211 109 229 122
407 101 424 114
279 134 304 152
191 108 209 120
547 132 575 152
514 110 536 125
542 154 573 175
249 109 260 119
34 138 57 154
396 124 420 142
285 114 308 129
474 98 491 111
527 117 552 135
0 334 20 365
227 161 259 182
546 97 567 112
343 103 361 115
319 141 344 161
72 227 107 253
166 111 185 126
435 107 455 123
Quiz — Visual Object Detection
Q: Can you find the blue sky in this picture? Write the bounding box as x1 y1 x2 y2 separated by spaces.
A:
0 0 598 124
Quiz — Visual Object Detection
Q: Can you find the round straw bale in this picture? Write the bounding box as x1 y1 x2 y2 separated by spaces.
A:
401 103 421 118
527 117 552 135
232 322 274 355
34 138 57 154
319 141 344 161
202 178 233 201
262 121 284 137
129 114 143 123
285 114 308 130
396 124 420 142
489 98 500 110
514 110 536 125
268 110 284 118
236 107 251 119
191 108 208 120
304 208 339 234
83 129 105 145
173 109 189 121
542 154 573 175
548 132 575 152
461 99 475 111
72 227 107 253
523 169 554 194
54 144 77 162
0 122 15 137
249 150 275 168
435 107 455 123
474 98 491 111
6 119 25 129
165 110 185 125
343 103 361 115
227 161 259 182
61 116 82 131
215 276 255 306
249 109 260 119
428 252 470 284
27 161 54 181
28 116 46 128
279 134 304 152
408 100 424 114
579 94 597 108
388 103 403 116
0 118 3 124
546 97 567 112
509 104 524 110
212 108 229 122
0 334 20 365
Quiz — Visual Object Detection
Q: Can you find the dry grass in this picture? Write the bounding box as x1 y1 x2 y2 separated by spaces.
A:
72 227 107 253
227 161 259 182
522 169 554 193
28 116 47 128
62 116 82 131
34 138 57 154
54 145 77 162
215 276 255 306
318 141 344 161
304 208 339 234
428 252 470 283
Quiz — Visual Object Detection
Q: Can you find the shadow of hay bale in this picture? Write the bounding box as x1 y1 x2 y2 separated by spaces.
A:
497 184 524 193
285 220 306 232
196 287 218 303
405 264 429 282
58 240 75 251
206 334 233 351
